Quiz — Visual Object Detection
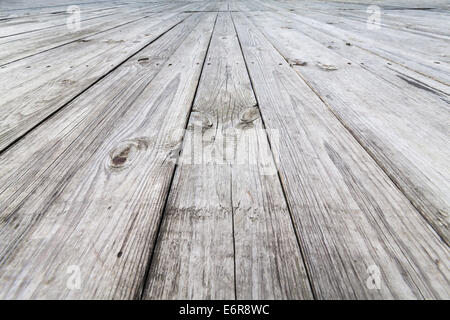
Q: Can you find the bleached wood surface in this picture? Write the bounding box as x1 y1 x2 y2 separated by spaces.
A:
144 12 313 300
0 0 448 299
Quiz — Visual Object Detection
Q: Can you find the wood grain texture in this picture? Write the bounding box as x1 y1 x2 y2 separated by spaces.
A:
233 12 449 299
0 1 207 66
0 0 202 65
143 12 313 300
0 1 124 12
0 8 149 65
0 10 190 153
307 5 450 38
0 0 448 300
0 12 215 299
261 1 450 84
0 6 122 38
245 9 450 245
0 0 188 33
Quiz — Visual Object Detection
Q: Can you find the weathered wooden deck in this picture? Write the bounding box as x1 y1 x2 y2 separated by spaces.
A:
0 0 449 299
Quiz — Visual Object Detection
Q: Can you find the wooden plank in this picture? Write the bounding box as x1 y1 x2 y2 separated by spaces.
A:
254 1 450 97
0 6 121 38
246 10 450 245
0 0 204 63
272 8 450 84
232 12 450 299
143 12 313 300
0 12 216 299
308 5 450 39
0 10 189 153
0 0 184 38
274 13 449 98
0 5 165 66
298 6 450 46
218 1 230 12
0 1 125 18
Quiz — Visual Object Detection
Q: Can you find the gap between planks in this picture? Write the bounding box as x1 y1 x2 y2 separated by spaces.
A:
138 12 219 300
0 13 191 157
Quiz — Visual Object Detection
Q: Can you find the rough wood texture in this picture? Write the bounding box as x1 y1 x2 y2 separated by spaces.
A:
232 12 449 299
0 6 122 38
144 12 313 300
254 0 450 84
0 11 190 153
245 9 450 244
0 12 215 299
0 0 448 300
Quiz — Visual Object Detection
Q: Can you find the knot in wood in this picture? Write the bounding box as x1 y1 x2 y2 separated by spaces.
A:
108 137 149 171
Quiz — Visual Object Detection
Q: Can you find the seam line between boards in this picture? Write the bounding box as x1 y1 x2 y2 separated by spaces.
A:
230 11 318 300
256 6 449 280
0 14 191 157
138 12 219 300
261 9 449 246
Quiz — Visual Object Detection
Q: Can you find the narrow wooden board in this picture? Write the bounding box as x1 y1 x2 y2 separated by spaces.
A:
232 12 449 299
0 12 216 299
143 12 313 300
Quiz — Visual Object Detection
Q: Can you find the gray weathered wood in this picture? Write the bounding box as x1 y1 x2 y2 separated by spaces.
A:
266 4 450 84
0 10 190 153
0 5 177 66
0 0 448 300
143 12 313 300
0 6 122 38
246 9 450 245
0 12 216 299
233 12 449 299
